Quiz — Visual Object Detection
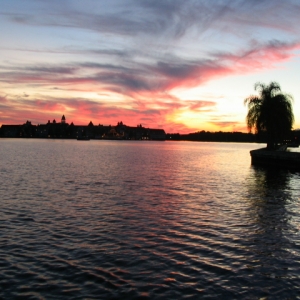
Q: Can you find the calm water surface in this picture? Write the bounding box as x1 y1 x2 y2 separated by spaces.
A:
1 139 300 299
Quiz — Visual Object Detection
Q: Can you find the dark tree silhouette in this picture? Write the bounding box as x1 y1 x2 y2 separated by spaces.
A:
244 82 294 150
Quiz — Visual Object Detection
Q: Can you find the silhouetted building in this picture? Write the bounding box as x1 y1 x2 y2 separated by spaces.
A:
0 116 167 140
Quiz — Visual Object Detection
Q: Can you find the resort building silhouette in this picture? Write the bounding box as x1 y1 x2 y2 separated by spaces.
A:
0 115 166 140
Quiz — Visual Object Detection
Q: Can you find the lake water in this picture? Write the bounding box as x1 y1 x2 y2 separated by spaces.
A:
1 139 300 299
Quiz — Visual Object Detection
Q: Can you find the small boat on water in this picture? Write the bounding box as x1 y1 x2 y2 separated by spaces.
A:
77 136 90 141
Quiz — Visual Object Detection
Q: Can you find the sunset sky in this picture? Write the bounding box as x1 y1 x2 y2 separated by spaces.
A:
1 0 300 133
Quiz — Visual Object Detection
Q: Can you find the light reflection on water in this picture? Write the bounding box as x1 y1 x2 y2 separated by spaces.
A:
0 139 300 299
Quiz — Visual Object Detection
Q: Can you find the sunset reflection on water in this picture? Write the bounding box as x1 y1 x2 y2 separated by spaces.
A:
1 139 300 299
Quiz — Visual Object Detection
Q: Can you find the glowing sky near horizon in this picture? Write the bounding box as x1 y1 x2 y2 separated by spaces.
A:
1 0 300 133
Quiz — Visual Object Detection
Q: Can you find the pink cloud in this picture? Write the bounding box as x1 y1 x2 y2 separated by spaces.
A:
214 40 300 73
153 40 300 91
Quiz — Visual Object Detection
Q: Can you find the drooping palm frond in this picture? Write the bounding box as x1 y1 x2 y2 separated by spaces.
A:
244 96 263 133
244 81 294 149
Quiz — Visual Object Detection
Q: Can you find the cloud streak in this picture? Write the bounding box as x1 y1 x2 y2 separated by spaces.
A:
4 1 300 38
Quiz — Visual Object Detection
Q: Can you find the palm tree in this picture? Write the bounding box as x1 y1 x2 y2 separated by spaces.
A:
244 82 294 150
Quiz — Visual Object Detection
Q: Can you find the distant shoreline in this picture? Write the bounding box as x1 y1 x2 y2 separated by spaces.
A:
1 116 300 144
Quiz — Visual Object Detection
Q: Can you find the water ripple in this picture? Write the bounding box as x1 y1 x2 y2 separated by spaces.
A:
1 140 300 299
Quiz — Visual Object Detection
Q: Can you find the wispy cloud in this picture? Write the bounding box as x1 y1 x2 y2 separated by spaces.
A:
4 0 300 39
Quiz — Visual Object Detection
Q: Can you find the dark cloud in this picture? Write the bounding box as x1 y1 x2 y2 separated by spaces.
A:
155 61 198 79
213 39 299 61
79 62 131 72
25 66 77 74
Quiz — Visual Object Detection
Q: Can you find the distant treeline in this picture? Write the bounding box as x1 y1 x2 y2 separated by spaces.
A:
167 130 300 144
